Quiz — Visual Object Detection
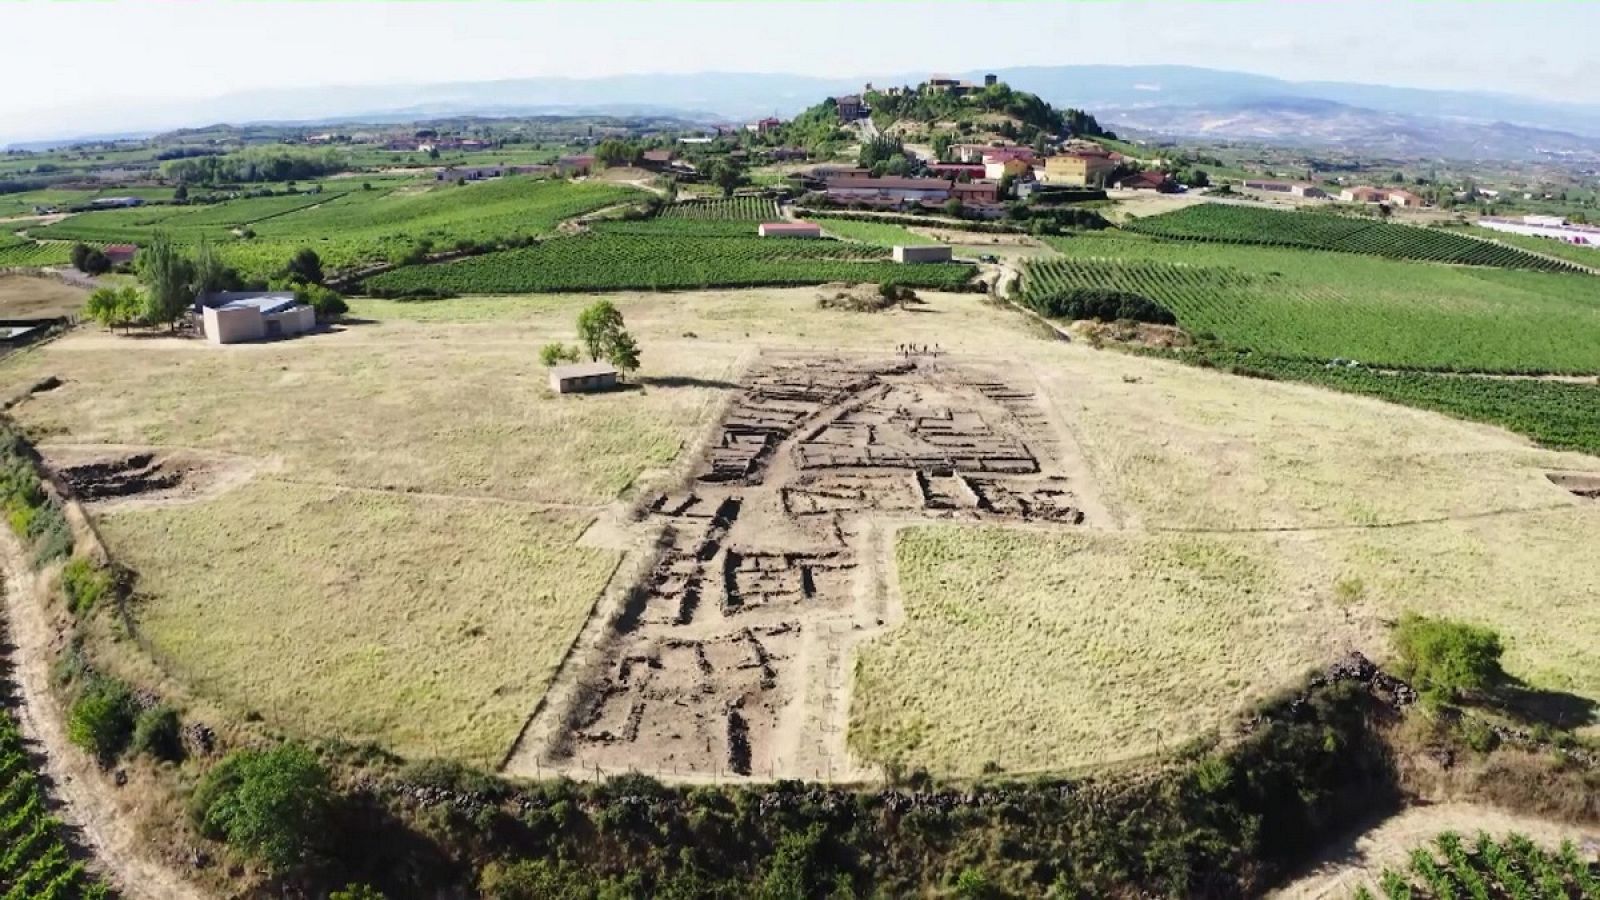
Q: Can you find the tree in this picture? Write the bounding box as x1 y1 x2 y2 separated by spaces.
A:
575 300 642 376
137 232 196 330
67 677 137 764
705 158 746 198
577 300 625 362
1392 613 1504 704
191 743 333 872
943 198 965 219
285 247 324 286
606 329 641 374
85 285 143 331
193 237 236 295
70 242 111 275
173 183 189 202
931 132 954 161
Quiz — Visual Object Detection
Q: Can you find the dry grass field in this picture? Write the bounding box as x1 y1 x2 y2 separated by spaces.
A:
2 285 1596 773
0 273 87 318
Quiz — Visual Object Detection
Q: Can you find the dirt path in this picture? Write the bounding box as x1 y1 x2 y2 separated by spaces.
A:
1 534 208 900
1270 802 1599 899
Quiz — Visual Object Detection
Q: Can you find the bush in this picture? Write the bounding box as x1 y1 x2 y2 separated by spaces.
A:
1028 287 1176 325
131 705 184 762
191 743 334 872
61 557 114 616
67 677 137 764
479 859 593 900
1392 613 1504 703
539 343 581 366
294 283 349 320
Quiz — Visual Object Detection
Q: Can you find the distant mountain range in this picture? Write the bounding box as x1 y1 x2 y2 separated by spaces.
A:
9 65 1600 161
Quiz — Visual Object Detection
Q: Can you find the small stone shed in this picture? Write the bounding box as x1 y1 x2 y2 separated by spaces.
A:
758 222 822 238
549 361 620 394
198 292 315 345
893 245 953 263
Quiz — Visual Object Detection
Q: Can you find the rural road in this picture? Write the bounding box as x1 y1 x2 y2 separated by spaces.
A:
1 535 207 900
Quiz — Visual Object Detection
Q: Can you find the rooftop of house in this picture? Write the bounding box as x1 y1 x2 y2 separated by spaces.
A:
825 176 955 191
550 361 619 380
201 291 302 315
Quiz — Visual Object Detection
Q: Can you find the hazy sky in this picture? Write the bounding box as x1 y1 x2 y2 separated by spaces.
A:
5 0 1599 141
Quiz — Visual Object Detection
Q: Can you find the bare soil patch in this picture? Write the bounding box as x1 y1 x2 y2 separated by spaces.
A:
39 444 260 511
507 353 1095 781
1547 471 1600 499
1071 318 1193 350
0 274 88 319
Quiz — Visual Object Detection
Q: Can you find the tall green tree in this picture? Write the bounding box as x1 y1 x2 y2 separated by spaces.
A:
285 248 324 286
193 237 232 295
85 285 144 331
137 232 196 330
577 300 626 362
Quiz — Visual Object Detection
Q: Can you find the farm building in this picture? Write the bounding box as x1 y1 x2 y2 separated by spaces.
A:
88 196 143 209
756 117 783 134
1479 215 1600 247
1039 151 1116 187
102 244 138 266
928 163 986 180
758 222 823 238
639 149 675 171
1339 186 1428 207
984 158 1034 180
824 176 954 204
197 292 315 345
1242 180 1329 199
835 95 865 121
435 165 550 182
1112 171 1178 192
549 361 620 394
951 181 1002 205
893 245 954 264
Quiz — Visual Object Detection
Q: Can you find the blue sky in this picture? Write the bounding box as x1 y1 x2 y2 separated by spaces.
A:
5 0 1599 141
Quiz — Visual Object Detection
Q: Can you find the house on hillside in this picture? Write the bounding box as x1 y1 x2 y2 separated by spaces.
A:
1112 171 1178 192
769 147 809 162
102 244 138 266
928 163 986 180
951 181 1002 205
196 292 316 345
835 95 865 122
639 149 675 171
985 157 1034 181
1339 186 1387 203
1039 150 1115 187
1383 189 1427 208
556 155 597 176
1479 215 1600 246
756 117 782 134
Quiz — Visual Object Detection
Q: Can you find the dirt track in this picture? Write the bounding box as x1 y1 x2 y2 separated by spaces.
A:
1 533 206 900
504 353 1109 782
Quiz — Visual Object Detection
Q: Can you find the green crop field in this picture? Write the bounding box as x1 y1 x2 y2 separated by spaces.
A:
365 232 976 294
809 217 932 246
0 710 109 898
1125 204 1581 272
1028 233 1600 374
657 196 777 220
27 178 639 279
1363 831 1599 900
0 241 78 268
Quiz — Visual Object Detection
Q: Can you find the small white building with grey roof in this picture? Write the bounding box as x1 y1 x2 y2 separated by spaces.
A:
549 361 620 394
197 291 316 345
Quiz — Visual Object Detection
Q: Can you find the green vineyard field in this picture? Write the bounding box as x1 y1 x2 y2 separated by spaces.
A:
365 232 975 294
1125 205 1582 272
1358 831 1600 900
1030 234 1600 374
809 217 933 247
0 242 78 268
0 711 108 899
657 196 778 221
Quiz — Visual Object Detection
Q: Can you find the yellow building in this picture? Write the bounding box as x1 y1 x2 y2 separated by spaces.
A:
1040 152 1116 187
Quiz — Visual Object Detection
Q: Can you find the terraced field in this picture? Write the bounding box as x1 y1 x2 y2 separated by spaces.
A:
1125 204 1581 272
1028 233 1600 374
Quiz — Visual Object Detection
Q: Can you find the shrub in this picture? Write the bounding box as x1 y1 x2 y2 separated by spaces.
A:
61 557 114 616
539 343 581 366
1027 287 1176 325
479 859 593 900
191 743 334 872
294 283 349 320
1392 613 1504 703
131 705 184 762
28 503 73 565
331 886 387 900
67 677 137 764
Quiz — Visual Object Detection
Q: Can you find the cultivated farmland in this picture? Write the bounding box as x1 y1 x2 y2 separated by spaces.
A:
1027 233 1600 373
366 232 976 294
0 710 108 898
1125 204 1582 271
809 217 934 247
657 196 778 220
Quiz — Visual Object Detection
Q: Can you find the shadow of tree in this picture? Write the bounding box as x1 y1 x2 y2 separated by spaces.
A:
1482 677 1597 731
635 375 739 390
